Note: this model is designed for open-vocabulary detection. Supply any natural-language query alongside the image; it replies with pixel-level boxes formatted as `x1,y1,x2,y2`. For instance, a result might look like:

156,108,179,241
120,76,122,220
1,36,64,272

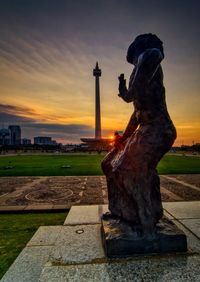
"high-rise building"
0,128,10,145
8,125,21,145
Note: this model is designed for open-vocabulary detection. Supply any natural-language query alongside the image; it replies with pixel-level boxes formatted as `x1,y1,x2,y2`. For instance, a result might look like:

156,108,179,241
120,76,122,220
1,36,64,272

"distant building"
0,128,10,145
22,138,32,145
8,125,21,145
0,125,21,146
34,136,58,145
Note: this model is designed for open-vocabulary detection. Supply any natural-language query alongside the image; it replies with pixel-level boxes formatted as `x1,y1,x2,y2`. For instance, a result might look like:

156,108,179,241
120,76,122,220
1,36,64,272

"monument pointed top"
95,61,99,69
93,61,101,77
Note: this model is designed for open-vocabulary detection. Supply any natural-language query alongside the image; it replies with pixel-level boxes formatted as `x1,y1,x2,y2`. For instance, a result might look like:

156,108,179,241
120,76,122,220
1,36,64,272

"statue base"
101,217,187,258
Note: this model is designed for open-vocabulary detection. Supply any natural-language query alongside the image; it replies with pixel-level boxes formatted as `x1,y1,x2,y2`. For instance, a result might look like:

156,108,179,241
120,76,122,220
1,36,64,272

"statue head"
127,33,164,65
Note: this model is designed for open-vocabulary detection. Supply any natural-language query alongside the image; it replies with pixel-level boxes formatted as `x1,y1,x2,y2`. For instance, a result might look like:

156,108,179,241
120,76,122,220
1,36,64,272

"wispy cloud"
0,0,199,145
0,103,94,143
0,104,37,117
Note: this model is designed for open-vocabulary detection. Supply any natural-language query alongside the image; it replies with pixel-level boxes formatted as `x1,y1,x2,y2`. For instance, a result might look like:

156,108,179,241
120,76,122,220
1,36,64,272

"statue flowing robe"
102,48,176,234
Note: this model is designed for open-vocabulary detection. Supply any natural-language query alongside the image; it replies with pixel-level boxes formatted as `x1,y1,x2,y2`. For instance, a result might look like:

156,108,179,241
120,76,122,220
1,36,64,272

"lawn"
158,154,200,174
0,154,200,176
0,213,67,279
0,154,104,176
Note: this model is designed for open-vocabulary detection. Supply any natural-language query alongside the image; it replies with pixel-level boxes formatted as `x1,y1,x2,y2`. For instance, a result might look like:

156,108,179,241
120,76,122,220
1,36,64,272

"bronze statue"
102,33,177,235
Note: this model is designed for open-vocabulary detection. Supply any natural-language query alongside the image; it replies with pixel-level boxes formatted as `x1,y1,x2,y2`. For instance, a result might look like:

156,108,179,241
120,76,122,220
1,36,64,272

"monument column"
93,62,102,139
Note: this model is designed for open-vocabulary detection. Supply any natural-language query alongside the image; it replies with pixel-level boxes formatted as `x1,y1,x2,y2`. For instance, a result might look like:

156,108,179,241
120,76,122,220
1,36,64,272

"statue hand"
118,73,126,85
118,73,126,96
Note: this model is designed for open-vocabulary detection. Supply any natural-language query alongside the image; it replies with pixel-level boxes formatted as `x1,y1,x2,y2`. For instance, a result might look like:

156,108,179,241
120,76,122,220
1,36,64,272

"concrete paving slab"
39,255,200,282
163,210,174,219
163,201,200,219
180,219,200,238
27,226,62,247
172,219,200,253
1,246,52,282
64,204,175,225
50,224,105,264
64,204,108,225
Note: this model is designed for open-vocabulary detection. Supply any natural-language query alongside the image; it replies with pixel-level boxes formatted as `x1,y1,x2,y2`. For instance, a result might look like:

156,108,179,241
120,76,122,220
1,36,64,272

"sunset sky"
0,0,199,145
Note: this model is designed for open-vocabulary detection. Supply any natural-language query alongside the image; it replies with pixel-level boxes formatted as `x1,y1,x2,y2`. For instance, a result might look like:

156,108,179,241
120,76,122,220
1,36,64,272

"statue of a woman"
102,34,176,234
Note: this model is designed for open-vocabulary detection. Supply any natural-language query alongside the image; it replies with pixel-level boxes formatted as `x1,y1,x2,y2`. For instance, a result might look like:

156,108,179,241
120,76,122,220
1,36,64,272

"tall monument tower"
93,62,102,139
81,63,111,150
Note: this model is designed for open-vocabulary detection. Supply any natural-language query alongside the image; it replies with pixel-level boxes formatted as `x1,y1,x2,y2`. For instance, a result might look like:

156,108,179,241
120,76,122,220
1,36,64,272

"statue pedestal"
101,217,187,258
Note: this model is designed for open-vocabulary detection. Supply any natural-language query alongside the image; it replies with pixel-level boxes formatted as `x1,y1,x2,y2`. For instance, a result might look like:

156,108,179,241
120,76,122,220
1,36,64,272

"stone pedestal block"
101,217,187,258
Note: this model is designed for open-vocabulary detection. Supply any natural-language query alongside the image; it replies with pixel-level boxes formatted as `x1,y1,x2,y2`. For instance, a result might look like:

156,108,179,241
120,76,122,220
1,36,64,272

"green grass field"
0,213,67,279
0,154,200,176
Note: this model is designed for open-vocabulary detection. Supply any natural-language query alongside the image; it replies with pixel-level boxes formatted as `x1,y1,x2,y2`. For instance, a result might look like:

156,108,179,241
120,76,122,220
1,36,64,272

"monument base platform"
101,217,187,258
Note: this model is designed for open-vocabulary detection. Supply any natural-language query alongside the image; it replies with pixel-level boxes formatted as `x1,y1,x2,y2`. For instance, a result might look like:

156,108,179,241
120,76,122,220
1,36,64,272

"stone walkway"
0,175,200,212
1,202,200,281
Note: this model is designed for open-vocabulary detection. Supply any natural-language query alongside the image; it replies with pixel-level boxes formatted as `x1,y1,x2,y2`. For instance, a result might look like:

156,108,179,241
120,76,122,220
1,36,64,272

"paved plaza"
2,202,200,281
1,174,200,281
0,175,200,212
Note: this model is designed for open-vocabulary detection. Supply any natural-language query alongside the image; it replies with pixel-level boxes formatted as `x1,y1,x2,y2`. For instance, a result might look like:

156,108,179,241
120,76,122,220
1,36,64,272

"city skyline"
0,0,199,145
